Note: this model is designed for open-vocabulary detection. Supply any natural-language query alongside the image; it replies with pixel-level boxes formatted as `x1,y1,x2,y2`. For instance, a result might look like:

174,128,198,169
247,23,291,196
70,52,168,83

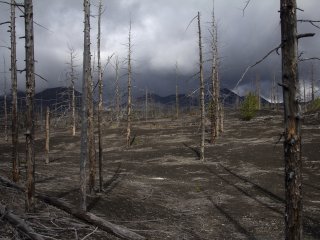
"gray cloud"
0,0,320,100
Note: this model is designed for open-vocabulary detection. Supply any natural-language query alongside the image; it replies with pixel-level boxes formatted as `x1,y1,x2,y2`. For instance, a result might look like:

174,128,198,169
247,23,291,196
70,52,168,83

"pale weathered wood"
97,0,103,192
24,0,36,212
11,0,19,183
197,12,205,161
126,21,132,147
80,0,90,211
45,106,50,164
0,203,44,240
280,0,302,238
0,176,145,240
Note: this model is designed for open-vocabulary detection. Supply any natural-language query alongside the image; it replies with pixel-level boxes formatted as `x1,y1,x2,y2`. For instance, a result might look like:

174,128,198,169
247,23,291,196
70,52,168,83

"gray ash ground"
0,109,319,239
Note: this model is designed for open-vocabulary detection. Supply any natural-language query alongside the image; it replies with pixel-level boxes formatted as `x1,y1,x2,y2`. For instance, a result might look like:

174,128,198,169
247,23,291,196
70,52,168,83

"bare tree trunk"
197,12,205,161
80,0,91,211
256,74,261,110
24,0,36,212
145,87,148,122
303,77,306,112
175,61,179,119
126,21,132,148
97,0,103,192
280,0,302,238
68,48,76,136
11,0,19,183
45,107,50,164
4,74,8,142
311,63,314,102
87,1,96,194
114,56,120,124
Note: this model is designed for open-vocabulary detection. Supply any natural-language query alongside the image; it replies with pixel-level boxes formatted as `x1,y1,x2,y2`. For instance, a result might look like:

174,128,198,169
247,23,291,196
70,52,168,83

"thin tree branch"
297,33,315,39
234,42,283,90
242,0,251,16
297,19,320,30
0,21,11,25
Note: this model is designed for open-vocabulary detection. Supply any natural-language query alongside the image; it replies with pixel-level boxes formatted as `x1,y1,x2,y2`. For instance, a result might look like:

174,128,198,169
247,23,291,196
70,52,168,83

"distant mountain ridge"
0,87,271,113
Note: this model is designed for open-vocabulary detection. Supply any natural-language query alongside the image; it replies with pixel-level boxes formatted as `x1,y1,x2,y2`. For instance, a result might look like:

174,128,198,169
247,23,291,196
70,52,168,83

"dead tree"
210,4,219,143
145,87,148,122
3,58,8,142
24,0,36,212
126,21,132,147
175,61,179,119
114,55,120,124
280,0,302,238
255,74,261,110
80,0,91,211
11,0,19,182
87,2,96,194
45,106,50,164
197,12,205,161
97,0,103,192
67,47,77,136
310,62,315,102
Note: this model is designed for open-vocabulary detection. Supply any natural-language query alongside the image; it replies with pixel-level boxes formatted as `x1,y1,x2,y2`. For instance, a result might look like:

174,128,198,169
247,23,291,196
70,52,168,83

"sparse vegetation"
240,92,259,121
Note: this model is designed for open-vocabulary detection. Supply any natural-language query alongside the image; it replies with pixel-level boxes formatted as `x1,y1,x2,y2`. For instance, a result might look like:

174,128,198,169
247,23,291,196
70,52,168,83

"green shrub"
308,98,320,112
240,92,259,121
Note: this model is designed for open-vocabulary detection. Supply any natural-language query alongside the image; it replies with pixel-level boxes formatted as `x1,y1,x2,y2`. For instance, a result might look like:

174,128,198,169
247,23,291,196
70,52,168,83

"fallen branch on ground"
0,176,145,240
0,203,44,240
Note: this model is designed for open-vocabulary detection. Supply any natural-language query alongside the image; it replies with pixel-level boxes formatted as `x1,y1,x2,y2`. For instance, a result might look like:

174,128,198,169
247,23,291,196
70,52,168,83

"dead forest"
0,0,320,239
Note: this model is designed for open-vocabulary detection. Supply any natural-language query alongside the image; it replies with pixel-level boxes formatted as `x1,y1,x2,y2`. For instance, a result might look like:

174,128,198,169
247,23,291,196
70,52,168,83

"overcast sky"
0,0,320,99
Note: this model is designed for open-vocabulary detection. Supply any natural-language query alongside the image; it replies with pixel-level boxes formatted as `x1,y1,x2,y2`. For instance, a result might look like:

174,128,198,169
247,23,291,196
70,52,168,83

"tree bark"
126,21,132,148
45,106,50,164
0,203,44,240
175,62,179,119
114,56,120,124
11,0,19,183
280,0,302,239
97,0,103,192
24,0,36,212
197,12,205,161
80,0,91,211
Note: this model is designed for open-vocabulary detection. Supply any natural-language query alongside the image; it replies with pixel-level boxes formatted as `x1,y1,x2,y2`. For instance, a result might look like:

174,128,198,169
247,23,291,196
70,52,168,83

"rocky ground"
0,109,319,239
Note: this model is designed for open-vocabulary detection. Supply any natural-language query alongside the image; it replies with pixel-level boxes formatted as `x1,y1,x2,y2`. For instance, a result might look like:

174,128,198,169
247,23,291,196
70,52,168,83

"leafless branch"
242,0,251,16
185,15,198,32
297,33,315,39
234,42,282,90
35,73,48,82
299,57,320,62
297,19,320,29
0,45,10,50
0,21,11,25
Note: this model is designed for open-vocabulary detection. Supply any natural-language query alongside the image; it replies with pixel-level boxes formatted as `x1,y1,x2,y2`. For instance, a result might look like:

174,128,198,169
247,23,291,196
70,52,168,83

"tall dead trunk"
126,21,132,148
303,77,306,112
45,106,50,164
256,74,261,110
114,56,120,124
145,87,148,122
97,0,103,192
11,0,19,183
175,61,179,119
80,0,91,211
210,3,220,143
69,48,76,136
4,60,8,142
24,0,36,212
280,0,302,238
311,63,314,102
87,1,96,194
197,12,205,161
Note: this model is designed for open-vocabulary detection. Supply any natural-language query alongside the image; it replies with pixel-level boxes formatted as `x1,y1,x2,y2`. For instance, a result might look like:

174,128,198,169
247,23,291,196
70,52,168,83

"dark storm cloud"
0,0,320,99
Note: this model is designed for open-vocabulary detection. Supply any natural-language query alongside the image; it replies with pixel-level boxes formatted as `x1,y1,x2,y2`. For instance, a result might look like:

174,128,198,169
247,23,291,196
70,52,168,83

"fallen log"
0,203,44,240
0,176,145,240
